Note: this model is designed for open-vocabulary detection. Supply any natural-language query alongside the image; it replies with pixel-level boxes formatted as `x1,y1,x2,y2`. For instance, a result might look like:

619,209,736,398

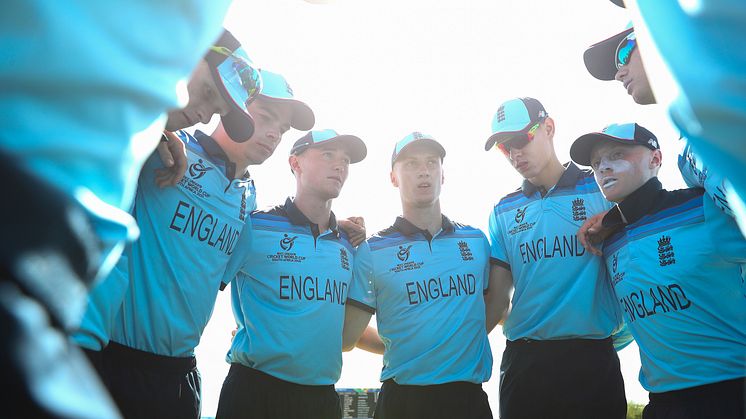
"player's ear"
650,149,663,169
289,155,301,175
390,170,399,188
543,117,555,138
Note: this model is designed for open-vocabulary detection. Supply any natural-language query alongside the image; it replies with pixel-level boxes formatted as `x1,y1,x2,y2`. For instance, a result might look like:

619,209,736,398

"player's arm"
355,326,384,355
485,264,513,333
342,304,374,352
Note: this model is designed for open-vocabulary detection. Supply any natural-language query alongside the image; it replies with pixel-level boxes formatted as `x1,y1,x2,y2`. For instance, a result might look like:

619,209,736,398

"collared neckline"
393,214,455,241
193,130,250,180
602,177,663,228
283,197,339,238
521,162,584,197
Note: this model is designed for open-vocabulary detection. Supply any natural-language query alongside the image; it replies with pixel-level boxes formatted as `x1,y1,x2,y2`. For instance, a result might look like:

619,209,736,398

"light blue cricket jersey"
348,216,493,386
95,131,254,357
488,163,627,343
628,0,746,236
227,198,354,385
678,140,732,217
603,178,746,393
0,1,230,282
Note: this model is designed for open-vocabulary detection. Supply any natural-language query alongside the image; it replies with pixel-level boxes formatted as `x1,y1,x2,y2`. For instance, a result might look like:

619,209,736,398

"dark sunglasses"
615,32,637,69
496,122,542,156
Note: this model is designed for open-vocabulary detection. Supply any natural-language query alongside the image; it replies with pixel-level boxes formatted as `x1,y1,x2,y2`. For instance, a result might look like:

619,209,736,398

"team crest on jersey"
458,241,474,261
340,248,350,271
189,159,214,180
390,244,424,273
611,252,625,285
268,233,306,263
515,207,527,223
508,206,535,235
657,235,675,266
280,234,297,251
397,244,412,262
572,198,587,221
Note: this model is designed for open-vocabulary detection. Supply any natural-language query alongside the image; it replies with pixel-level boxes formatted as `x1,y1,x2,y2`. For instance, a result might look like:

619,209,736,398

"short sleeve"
347,241,376,313
488,206,510,270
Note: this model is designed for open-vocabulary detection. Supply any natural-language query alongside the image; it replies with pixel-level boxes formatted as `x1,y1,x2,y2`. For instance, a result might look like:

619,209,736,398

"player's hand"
577,210,610,256
155,131,187,188
339,216,366,247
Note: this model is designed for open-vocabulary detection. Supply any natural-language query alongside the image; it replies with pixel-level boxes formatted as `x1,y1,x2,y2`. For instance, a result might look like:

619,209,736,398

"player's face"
241,98,292,165
296,146,351,200
590,142,658,203
166,60,230,131
614,48,655,105
391,145,444,208
503,120,554,180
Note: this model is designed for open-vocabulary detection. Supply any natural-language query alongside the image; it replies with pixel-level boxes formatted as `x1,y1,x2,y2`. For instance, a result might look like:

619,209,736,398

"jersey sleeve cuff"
490,257,511,271
347,298,375,314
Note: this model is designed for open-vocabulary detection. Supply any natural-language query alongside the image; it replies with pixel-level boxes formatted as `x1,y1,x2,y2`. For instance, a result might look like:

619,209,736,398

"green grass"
627,401,645,419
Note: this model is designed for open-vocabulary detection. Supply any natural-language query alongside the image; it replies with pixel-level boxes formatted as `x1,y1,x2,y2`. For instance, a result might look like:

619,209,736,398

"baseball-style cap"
484,97,548,151
290,129,367,163
257,69,315,131
584,24,634,81
205,29,262,142
610,0,625,7
570,122,660,166
391,132,446,167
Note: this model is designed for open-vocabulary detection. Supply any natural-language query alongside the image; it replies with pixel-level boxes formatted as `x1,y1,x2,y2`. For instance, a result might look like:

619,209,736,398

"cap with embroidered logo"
570,122,660,166
290,129,367,164
484,97,548,151
391,132,446,167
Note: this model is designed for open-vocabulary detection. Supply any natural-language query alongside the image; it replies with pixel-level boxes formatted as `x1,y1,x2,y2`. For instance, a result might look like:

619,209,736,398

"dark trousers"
102,342,201,419
643,377,745,419
499,337,627,419
374,379,493,419
216,363,341,419
0,154,120,419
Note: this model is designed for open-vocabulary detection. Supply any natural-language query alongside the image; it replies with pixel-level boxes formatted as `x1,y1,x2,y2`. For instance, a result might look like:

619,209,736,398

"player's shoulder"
250,203,288,220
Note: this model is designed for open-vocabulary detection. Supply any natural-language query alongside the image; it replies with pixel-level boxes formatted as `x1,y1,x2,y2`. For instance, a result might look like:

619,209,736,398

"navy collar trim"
521,162,583,197
283,197,339,238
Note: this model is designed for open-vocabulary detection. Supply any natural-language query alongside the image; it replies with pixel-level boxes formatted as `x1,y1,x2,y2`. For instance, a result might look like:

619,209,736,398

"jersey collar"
194,130,251,180
393,214,455,240
602,177,663,228
521,162,583,197
283,197,340,238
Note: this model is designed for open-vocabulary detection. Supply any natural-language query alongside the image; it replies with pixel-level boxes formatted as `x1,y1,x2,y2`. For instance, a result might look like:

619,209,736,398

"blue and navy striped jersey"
678,140,732,217
348,216,492,385
75,131,255,354
227,198,354,385
603,178,746,392
488,163,628,344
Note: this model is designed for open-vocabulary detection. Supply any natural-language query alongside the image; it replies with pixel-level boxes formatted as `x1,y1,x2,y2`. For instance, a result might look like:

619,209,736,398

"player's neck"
527,156,564,194
402,201,442,236
294,191,333,232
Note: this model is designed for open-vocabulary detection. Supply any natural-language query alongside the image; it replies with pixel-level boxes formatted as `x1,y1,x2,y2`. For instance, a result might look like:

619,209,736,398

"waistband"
506,336,612,348
382,379,483,392
104,341,196,373
649,377,746,403
229,363,335,393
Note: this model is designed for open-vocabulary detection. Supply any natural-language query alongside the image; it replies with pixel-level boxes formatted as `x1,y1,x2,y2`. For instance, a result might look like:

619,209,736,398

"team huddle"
70,22,744,419
2,1,744,419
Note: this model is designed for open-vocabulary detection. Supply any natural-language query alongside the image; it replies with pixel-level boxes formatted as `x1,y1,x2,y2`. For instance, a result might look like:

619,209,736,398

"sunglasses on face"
615,32,637,69
496,122,541,156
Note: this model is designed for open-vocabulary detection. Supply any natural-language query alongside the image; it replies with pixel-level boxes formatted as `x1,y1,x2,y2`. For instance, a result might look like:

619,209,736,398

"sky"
193,0,688,415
